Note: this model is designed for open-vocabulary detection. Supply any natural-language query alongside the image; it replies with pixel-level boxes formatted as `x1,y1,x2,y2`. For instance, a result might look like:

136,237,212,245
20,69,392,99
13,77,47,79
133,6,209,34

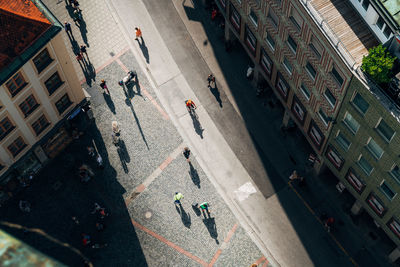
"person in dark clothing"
183,147,191,163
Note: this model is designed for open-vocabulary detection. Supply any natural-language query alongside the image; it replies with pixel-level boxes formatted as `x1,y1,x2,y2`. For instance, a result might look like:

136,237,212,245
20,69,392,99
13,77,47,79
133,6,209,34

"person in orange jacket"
135,27,142,41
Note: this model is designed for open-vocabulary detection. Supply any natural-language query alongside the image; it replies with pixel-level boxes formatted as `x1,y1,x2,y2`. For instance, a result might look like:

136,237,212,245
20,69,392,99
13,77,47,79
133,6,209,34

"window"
268,8,278,28
390,165,400,183
383,26,392,38
335,131,351,151
309,36,323,59
287,35,297,54
331,66,344,87
352,93,369,115
318,108,329,126
265,31,275,51
0,117,15,141
324,89,336,108
300,83,310,100
289,8,302,31
7,136,27,157
237,0,241,3
343,112,360,134
32,115,50,136
358,155,373,175
380,181,396,200
376,16,384,30
249,9,258,27
19,95,39,117
283,57,292,75
45,72,63,95
362,0,369,10
33,48,53,73
305,62,316,80
5,72,27,97
55,94,72,114
376,119,395,142
366,138,384,160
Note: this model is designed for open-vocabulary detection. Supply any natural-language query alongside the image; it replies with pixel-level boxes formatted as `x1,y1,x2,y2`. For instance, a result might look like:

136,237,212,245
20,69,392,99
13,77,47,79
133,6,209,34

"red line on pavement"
262,258,269,267
159,156,173,170
208,223,238,266
131,219,208,266
254,256,266,265
116,58,129,73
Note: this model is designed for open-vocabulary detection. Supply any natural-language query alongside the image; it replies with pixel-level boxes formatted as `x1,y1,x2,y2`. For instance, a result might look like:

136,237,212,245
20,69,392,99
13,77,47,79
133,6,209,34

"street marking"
116,59,169,120
125,143,186,206
208,223,238,267
80,46,130,84
254,256,267,265
288,181,357,266
130,219,208,267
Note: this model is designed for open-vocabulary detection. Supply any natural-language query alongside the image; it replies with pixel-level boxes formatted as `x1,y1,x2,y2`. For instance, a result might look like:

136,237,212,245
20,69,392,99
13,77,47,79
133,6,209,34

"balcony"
299,0,379,69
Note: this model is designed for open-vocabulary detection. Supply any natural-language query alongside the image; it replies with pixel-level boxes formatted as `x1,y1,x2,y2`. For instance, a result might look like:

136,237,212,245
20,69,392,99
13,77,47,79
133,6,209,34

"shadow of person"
189,162,200,188
103,92,116,114
175,204,191,228
210,85,222,107
191,115,204,138
138,39,150,63
191,203,201,217
118,139,130,163
78,19,89,47
133,77,145,99
202,217,219,244
83,60,96,83
117,142,129,173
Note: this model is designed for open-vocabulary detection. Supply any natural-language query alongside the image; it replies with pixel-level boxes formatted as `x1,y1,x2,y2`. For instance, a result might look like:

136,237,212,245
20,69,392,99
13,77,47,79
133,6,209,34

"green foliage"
362,44,396,84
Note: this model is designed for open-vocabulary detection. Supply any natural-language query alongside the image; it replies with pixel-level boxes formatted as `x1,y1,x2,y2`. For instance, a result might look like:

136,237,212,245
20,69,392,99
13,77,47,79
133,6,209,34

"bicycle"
186,100,198,119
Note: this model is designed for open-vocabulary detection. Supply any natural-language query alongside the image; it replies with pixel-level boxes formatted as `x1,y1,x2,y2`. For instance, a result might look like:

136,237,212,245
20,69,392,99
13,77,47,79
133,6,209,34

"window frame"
31,114,50,136
289,8,303,32
33,48,53,74
343,112,360,134
376,16,385,30
5,72,28,97
324,88,336,108
19,95,40,118
249,9,258,28
375,119,395,143
267,8,279,29
265,30,275,51
305,62,317,81
7,136,27,158
300,83,311,101
287,35,297,54
55,94,73,115
390,165,400,184
318,108,329,126
283,57,293,75
362,0,369,10
331,66,344,87
366,138,384,160
309,36,323,60
0,117,15,141
383,25,392,38
45,72,64,95
380,180,396,201
335,131,351,151
351,92,369,116
357,155,374,176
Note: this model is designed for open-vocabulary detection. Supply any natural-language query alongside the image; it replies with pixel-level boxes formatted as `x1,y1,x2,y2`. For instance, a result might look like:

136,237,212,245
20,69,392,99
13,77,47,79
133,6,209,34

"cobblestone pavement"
0,1,272,266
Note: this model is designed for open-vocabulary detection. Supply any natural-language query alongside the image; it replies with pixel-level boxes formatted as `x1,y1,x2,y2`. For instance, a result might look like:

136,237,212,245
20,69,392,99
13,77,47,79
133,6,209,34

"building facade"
0,1,86,193
216,0,400,261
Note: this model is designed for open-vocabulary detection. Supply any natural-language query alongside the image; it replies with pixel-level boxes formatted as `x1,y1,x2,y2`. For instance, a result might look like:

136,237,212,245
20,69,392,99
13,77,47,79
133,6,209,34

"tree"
362,44,395,85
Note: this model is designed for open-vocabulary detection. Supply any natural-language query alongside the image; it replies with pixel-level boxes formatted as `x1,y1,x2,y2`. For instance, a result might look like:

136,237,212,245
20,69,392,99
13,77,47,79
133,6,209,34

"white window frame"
265,30,275,51
300,83,310,101
351,92,369,116
380,180,396,201
390,165,400,184
318,108,329,126
305,62,317,81
335,131,351,151
249,9,258,28
324,88,336,108
343,112,360,134
283,57,292,75
375,118,395,143
357,155,374,176
366,137,384,160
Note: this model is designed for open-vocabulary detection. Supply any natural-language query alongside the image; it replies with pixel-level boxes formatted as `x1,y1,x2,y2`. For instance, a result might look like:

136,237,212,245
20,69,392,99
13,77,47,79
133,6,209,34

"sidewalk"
106,0,393,266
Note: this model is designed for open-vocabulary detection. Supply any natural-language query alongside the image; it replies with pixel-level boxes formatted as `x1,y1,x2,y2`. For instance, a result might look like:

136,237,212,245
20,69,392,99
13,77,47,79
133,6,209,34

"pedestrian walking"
76,53,83,64
100,79,110,94
207,74,216,87
64,21,73,38
87,146,95,157
73,9,82,25
289,170,302,181
95,222,104,232
81,233,91,246
135,27,142,41
174,192,184,205
72,216,80,225
199,202,210,214
183,147,191,163
80,45,88,58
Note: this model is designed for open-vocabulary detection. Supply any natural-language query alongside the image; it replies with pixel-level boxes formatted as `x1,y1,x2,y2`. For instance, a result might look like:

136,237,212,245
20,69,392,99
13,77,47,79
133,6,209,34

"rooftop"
0,0,62,85
310,0,379,66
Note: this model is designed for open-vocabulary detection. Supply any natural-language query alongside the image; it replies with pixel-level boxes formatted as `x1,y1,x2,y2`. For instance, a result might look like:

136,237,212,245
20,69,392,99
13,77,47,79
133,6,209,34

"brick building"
215,0,400,261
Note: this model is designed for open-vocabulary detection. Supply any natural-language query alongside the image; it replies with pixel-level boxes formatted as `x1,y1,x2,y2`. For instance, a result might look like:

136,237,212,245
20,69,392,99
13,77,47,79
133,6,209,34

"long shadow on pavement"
0,121,148,266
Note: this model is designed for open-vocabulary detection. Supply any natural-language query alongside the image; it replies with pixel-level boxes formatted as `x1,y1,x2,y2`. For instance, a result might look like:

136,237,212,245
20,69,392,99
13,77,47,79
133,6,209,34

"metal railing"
298,0,357,70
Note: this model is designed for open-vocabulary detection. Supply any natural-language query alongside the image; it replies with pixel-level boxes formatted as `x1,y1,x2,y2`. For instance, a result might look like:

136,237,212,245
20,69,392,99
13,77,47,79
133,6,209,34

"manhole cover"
145,211,152,219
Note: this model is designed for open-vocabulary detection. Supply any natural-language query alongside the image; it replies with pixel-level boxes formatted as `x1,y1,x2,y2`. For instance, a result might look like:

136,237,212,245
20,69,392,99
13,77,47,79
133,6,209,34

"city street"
0,0,396,266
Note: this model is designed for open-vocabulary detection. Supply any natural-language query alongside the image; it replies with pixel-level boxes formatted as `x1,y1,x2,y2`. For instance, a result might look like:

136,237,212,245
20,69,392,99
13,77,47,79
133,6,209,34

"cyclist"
186,99,197,112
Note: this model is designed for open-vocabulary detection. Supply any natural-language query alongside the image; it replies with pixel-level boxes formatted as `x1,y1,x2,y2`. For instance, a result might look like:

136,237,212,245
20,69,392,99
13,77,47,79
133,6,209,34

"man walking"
80,45,88,59
182,147,191,163
174,192,184,205
64,21,73,38
199,202,210,218
135,27,143,41
207,74,216,88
